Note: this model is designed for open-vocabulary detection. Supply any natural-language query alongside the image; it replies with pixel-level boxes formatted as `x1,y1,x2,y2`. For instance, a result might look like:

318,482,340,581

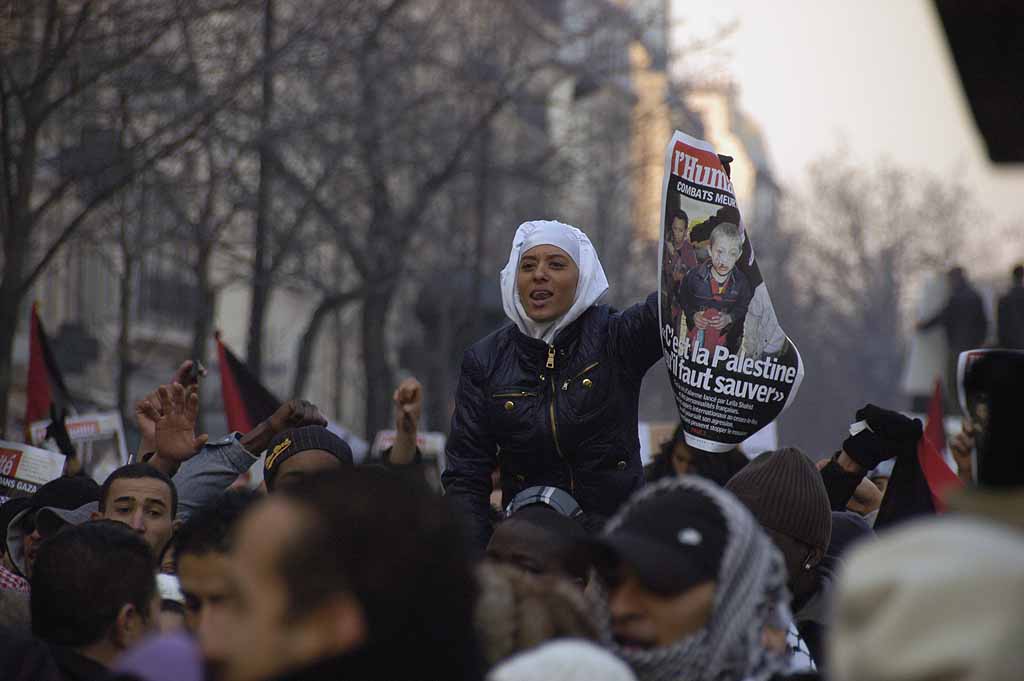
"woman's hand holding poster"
659,131,803,452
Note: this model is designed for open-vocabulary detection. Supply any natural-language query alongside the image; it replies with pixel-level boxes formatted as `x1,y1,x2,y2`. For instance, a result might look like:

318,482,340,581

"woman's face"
517,245,579,323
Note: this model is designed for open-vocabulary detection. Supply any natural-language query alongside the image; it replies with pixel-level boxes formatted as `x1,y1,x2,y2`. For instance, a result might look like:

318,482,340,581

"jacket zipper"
546,345,575,494
562,361,600,391
491,391,538,398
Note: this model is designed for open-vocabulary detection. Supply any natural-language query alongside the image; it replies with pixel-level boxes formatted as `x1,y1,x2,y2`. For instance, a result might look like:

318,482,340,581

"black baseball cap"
30,476,100,511
587,486,728,595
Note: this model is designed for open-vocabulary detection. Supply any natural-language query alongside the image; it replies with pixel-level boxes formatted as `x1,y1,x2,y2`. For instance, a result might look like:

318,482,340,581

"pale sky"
671,0,1024,276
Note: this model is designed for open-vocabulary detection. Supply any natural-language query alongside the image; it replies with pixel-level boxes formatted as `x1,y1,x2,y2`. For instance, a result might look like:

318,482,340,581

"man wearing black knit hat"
264,426,354,491
726,446,832,668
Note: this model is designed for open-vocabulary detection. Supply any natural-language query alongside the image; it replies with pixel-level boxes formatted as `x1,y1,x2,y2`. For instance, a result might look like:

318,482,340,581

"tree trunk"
0,285,21,439
292,289,365,398
117,254,134,423
0,114,40,437
245,0,276,378
0,204,31,437
361,287,395,440
191,247,215,368
332,306,345,421
191,247,216,433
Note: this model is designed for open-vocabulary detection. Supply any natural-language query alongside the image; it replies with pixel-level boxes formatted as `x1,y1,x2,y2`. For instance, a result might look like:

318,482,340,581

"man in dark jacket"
918,267,987,411
725,448,833,669
207,468,483,681
31,521,158,681
997,264,1024,349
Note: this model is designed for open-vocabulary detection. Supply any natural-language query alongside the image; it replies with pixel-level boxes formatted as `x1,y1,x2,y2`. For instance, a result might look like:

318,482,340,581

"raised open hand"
134,388,162,445
138,383,209,464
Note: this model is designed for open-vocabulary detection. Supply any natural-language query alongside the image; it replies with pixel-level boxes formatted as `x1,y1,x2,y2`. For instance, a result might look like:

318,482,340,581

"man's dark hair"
173,490,258,569
1013,264,1023,283
100,464,178,518
278,468,483,680
31,520,155,647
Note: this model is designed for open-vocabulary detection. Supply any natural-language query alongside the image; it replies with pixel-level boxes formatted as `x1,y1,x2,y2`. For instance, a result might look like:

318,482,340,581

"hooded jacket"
442,292,661,549
442,221,662,549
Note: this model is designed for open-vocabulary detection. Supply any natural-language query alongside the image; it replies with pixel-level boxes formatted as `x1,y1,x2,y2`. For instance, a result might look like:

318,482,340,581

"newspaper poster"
659,131,803,452
0,440,66,499
29,411,129,485
956,348,1024,420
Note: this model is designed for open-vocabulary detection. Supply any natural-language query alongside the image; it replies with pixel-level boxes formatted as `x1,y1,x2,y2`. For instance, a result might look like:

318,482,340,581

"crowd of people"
1,220,1022,681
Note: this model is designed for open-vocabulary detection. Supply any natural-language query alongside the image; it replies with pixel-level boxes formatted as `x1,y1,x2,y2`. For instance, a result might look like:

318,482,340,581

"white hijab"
499,220,609,344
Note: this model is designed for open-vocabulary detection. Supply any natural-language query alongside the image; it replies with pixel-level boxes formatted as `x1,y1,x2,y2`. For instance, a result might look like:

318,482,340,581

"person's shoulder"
732,267,753,289
467,322,515,352
463,323,517,370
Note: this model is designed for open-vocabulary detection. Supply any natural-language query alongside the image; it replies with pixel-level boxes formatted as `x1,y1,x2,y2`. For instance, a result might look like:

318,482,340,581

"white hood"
499,220,609,344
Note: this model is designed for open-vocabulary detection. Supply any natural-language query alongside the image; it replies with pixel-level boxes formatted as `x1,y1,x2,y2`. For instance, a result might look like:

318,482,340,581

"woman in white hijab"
442,220,663,549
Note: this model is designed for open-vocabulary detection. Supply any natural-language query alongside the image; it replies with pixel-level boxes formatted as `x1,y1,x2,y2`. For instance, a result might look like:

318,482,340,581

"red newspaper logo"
0,448,23,478
67,421,100,438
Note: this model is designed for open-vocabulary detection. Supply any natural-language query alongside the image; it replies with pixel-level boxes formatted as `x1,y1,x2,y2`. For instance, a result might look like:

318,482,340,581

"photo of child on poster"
659,131,803,452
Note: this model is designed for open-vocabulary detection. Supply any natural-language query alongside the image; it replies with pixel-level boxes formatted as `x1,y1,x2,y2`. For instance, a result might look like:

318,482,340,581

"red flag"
216,332,280,434
918,380,963,511
25,302,73,434
25,303,53,428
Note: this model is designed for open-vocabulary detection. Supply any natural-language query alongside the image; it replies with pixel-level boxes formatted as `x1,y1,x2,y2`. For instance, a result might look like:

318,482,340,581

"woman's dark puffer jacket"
442,292,662,549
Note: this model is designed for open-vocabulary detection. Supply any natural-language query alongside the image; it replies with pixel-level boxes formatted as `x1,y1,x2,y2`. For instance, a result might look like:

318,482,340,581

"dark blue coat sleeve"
609,292,663,379
441,348,498,552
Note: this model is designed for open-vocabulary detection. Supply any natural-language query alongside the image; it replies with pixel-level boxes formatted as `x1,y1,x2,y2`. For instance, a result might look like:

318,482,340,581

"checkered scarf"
589,477,790,681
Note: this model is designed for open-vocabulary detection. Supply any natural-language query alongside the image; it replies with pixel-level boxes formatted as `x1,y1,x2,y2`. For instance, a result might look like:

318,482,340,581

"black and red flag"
875,381,964,529
25,302,74,431
917,380,963,512
215,332,280,433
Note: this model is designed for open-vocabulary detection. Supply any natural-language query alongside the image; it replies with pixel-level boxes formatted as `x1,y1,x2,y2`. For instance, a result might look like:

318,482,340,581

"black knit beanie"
264,425,353,490
725,447,831,554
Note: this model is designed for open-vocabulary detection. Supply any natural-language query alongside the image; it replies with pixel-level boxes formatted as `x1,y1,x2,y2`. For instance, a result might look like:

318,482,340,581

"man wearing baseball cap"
586,477,789,681
5,476,100,581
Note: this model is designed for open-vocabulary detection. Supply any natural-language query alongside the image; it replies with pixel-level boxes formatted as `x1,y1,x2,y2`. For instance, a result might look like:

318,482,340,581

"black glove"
842,404,922,470
45,404,76,459
841,429,888,471
856,404,923,446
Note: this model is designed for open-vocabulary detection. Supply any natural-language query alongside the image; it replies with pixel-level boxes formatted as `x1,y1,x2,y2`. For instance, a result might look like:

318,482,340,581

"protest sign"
659,130,803,452
0,440,66,498
29,411,129,484
956,348,1024,419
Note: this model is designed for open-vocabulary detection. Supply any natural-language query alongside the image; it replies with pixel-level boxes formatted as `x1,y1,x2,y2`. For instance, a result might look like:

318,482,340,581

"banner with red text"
0,440,66,498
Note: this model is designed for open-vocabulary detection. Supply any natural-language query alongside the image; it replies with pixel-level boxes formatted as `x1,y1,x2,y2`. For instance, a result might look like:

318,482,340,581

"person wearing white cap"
442,220,662,549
